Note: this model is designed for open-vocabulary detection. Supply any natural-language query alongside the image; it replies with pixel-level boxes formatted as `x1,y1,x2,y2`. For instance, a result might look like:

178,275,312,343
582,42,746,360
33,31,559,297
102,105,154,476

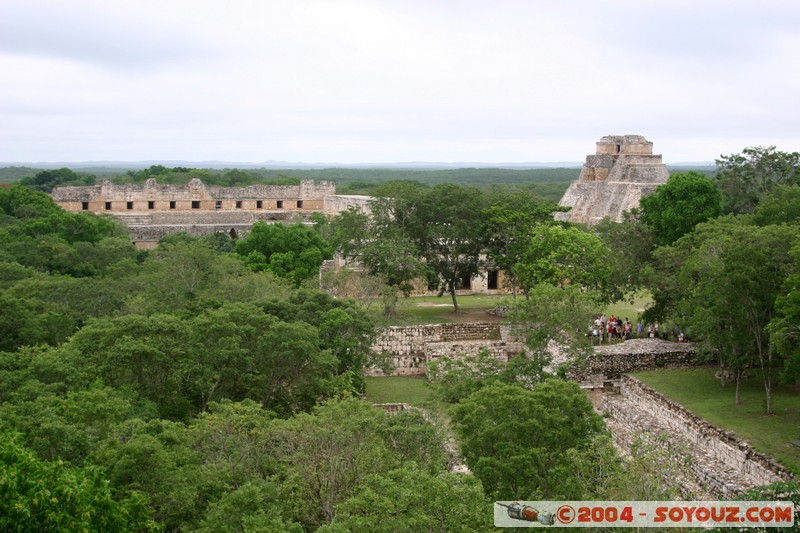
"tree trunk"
734,370,742,405
449,280,460,314
755,329,773,415
382,286,399,318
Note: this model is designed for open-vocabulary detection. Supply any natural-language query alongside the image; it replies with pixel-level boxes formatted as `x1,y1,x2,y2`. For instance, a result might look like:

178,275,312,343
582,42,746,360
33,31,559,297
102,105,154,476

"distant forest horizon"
0,163,716,203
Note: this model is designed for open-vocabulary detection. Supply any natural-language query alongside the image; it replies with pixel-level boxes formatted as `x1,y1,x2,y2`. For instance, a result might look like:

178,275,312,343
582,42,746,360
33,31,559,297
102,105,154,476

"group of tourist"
588,315,686,344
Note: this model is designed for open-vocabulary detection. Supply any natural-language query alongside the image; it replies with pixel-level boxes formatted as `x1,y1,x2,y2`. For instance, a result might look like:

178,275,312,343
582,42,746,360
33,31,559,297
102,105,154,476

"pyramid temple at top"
555,135,669,224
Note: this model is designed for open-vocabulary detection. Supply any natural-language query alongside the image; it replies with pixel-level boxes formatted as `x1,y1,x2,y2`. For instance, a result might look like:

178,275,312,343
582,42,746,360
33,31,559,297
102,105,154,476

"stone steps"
603,392,759,498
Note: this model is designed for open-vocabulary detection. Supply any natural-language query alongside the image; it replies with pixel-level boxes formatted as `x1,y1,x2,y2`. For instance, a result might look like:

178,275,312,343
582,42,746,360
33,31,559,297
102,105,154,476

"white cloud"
1,0,799,163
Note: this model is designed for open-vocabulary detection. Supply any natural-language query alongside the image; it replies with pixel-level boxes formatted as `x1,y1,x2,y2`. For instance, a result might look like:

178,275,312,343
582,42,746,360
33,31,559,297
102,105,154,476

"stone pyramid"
556,135,669,224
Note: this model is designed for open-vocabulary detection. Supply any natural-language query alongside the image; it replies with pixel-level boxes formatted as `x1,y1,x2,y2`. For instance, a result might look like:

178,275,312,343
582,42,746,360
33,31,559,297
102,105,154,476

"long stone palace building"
51,178,371,249
50,134,669,290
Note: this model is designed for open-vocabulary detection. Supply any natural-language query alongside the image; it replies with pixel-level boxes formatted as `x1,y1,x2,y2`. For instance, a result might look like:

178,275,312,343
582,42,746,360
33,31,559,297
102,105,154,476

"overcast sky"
2,0,799,164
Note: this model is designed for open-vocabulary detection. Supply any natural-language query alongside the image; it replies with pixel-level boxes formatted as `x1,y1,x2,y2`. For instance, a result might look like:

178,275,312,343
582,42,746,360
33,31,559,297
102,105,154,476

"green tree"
509,283,598,372
0,384,145,464
753,185,800,226
595,209,656,298
428,349,506,403
67,314,197,419
452,380,605,500
516,224,610,296
330,202,428,317
272,399,397,530
195,480,302,533
235,221,333,286
651,217,799,411
481,187,562,297
90,419,203,530
321,462,490,533
18,167,96,192
715,146,800,214
769,237,800,384
129,239,246,313
639,171,723,246
0,429,155,532
407,184,486,313
255,320,338,415
0,184,64,219
0,292,77,351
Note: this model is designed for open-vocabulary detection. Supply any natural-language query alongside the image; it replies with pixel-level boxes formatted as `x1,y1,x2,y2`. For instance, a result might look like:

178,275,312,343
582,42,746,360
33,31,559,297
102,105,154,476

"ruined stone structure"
603,376,794,498
51,178,370,249
568,338,696,389
323,194,372,216
556,135,670,224
369,328,795,496
367,323,525,376
370,328,697,383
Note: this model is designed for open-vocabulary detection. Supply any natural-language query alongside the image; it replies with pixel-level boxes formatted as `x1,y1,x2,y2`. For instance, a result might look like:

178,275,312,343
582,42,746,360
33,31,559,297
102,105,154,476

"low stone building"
51,178,370,249
556,135,670,224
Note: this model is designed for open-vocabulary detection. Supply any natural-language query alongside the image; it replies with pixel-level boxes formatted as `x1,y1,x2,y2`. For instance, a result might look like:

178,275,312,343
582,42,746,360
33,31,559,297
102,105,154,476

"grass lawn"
364,376,435,406
632,368,800,475
604,292,652,322
364,291,653,327
380,293,511,325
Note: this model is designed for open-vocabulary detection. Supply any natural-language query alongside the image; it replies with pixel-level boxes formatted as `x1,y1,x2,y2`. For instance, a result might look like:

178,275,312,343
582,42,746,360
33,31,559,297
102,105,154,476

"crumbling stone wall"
367,323,524,376
568,338,696,388
323,195,372,216
603,375,794,498
556,135,670,224
370,332,698,381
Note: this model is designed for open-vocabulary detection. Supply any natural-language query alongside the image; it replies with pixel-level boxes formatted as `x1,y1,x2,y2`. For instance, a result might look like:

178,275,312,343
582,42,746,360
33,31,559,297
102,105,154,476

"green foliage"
59,298,368,419
321,462,490,533
235,221,333,286
716,146,800,215
0,429,155,532
605,433,688,500
195,480,303,533
769,238,800,384
595,210,656,299
90,419,204,530
0,292,77,351
452,380,605,500
0,384,146,464
0,166,41,183
753,185,800,226
647,217,800,411
129,239,247,313
639,171,723,246
516,224,611,297
239,167,576,201
428,349,506,403
410,183,487,311
335,182,487,313
0,186,126,278
0,185,64,219
511,283,598,360
482,187,564,295
716,481,800,533
18,167,96,192
272,399,399,529
330,203,428,316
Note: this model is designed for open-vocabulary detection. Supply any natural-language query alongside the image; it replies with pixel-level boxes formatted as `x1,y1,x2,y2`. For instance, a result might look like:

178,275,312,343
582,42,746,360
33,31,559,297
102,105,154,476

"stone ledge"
603,375,794,498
